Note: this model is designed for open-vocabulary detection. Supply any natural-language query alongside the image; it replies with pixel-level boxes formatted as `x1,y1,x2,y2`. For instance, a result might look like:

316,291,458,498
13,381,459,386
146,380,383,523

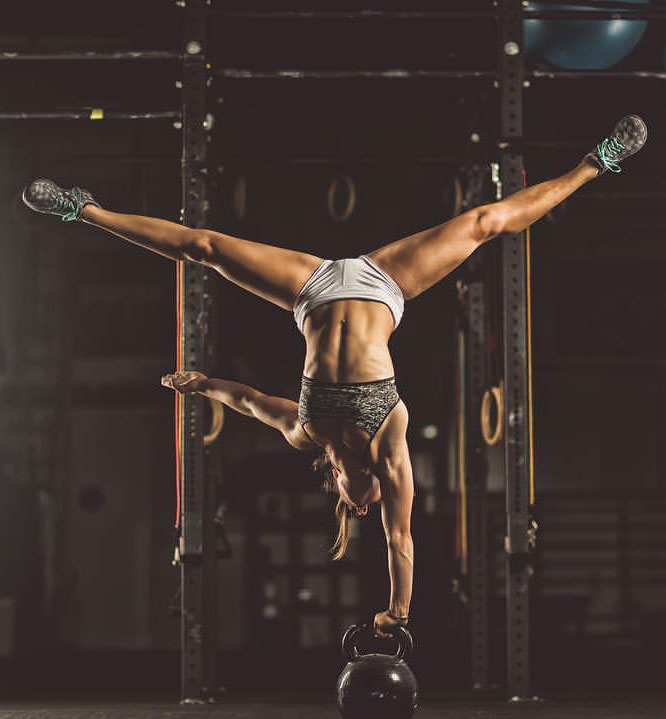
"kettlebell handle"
341,623,414,661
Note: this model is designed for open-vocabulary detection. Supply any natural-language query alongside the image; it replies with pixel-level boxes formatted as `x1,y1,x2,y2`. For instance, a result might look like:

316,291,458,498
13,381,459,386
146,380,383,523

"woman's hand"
373,610,407,640
161,370,207,394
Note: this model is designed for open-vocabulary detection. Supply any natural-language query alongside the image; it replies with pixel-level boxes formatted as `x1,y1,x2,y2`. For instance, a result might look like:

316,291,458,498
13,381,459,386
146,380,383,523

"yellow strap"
89,108,104,120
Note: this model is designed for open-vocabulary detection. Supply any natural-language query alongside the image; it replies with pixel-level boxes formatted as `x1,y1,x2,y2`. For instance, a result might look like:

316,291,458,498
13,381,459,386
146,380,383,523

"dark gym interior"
2,1,666,717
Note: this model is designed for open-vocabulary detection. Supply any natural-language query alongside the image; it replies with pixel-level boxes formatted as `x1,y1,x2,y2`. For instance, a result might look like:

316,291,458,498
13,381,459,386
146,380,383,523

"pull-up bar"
216,69,495,80
210,10,494,20
214,69,666,81
0,51,182,61
0,110,180,120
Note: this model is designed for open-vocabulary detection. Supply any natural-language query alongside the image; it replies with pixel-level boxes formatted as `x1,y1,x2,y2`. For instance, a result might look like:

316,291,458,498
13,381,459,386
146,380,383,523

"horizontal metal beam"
524,8,666,20
216,69,495,80
211,10,494,20
531,69,666,80
212,3,666,21
0,50,182,61
562,0,666,9
216,68,666,82
0,110,180,120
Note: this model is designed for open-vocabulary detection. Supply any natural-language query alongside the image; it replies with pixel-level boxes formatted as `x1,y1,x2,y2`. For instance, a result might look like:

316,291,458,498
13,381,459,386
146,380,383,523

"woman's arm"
379,458,414,629
371,402,415,637
162,371,314,450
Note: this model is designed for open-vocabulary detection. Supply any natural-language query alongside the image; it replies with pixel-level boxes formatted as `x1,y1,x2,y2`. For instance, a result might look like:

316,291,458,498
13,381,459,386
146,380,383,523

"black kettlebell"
336,623,418,719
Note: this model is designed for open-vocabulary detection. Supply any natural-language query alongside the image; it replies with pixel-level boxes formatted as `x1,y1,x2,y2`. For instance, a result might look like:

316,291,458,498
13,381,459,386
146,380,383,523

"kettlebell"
336,623,418,719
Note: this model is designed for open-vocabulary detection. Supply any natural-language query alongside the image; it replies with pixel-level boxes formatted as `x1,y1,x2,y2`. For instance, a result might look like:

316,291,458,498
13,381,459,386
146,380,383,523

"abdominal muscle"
302,299,395,383
301,299,396,456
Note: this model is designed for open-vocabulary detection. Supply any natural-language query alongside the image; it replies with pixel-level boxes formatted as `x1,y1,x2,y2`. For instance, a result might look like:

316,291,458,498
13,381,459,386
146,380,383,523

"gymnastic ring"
327,173,356,223
204,398,225,446
481,382,504,447
450,176,463,217
233,175,247,220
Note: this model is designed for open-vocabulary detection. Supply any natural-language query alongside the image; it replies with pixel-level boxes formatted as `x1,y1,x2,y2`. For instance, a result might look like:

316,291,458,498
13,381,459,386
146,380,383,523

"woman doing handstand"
22,114,647,637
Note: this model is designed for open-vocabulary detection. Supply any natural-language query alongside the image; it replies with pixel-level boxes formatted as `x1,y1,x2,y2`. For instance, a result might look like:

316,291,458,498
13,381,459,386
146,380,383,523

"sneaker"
22,178,100,222
584,114,647,174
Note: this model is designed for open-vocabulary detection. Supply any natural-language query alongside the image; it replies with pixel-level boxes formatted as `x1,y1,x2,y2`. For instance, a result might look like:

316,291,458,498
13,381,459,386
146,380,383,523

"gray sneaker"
22,178,100,222
584,115,647,174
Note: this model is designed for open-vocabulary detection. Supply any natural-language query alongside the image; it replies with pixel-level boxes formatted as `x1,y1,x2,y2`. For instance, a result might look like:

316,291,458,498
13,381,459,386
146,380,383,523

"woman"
22,115,646,638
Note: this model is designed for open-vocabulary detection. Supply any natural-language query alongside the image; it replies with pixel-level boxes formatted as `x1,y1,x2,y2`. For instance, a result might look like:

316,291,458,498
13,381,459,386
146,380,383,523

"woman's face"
332,465,381,516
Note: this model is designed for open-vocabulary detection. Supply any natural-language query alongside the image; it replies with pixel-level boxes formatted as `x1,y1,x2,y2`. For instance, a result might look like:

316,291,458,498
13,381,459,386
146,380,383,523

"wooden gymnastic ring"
204,398,225,446
481,382,504,447
327,173,356,223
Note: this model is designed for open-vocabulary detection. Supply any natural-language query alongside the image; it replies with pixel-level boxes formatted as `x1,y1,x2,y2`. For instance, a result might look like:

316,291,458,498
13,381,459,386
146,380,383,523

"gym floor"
0,695,664,719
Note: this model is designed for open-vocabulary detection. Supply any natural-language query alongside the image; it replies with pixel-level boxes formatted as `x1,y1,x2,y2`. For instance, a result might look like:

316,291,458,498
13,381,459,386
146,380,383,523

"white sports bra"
292,255,405,335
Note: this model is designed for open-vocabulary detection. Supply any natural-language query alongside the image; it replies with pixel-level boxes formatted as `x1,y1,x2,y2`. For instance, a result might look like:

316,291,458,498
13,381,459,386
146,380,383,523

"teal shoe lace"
54,193,80,222
596,135,625,174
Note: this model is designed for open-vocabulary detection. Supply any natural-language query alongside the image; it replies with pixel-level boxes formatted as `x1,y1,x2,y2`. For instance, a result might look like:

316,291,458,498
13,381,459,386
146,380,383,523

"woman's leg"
367,160,598,300
81,205,323,311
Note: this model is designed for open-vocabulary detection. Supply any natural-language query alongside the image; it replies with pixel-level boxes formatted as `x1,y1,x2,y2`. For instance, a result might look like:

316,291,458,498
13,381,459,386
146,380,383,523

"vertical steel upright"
180,0,218,702
498,0,533,700
464,258,490,691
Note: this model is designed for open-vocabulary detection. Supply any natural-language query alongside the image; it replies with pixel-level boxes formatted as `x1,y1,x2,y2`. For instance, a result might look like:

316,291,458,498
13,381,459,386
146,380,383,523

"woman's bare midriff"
302,299,395,383
301,299,396,458
300,300,399,462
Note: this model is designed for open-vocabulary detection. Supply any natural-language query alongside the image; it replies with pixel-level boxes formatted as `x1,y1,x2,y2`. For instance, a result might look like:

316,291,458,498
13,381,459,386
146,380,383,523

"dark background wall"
2,0,666,696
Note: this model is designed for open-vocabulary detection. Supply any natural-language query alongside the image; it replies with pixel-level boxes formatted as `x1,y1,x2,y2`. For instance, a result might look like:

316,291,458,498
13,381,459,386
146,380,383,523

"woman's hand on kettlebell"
374,610,406,640
161,370,208,394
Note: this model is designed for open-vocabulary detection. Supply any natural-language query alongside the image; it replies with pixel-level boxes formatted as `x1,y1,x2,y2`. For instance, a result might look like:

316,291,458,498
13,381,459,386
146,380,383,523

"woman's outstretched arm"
162,370,315,450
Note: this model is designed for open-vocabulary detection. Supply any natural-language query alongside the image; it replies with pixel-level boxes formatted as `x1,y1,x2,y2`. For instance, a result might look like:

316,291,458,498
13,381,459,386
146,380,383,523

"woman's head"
314,451,381,560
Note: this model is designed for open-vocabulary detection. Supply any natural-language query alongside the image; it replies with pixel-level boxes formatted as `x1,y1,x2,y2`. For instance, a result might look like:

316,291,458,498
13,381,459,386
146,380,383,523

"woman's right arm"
161,371,314,450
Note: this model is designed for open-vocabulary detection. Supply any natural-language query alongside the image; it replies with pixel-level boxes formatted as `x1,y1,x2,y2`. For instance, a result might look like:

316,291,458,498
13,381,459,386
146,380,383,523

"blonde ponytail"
314,451,352,561
331,496,350,561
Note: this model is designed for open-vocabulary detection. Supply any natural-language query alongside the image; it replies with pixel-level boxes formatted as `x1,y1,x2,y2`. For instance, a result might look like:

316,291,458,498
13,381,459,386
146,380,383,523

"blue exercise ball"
524,0,649,70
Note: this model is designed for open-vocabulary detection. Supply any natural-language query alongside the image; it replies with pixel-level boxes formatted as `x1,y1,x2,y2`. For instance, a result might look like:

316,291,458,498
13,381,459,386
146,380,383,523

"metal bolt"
493,79,500,89
504,41,520,56
175,0,185,6
173,120,183,130
470,132,481,144
175,80,183,89
186,40,202,55
203,113,214,131
523,79,531,88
